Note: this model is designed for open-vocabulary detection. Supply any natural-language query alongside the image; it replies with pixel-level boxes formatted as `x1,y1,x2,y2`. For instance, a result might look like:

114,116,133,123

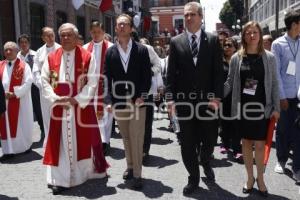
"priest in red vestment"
0,41,34,162
41,23,109,195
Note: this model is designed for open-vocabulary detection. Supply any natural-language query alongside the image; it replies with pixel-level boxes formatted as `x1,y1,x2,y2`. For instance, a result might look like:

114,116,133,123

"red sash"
43,46,109,173
0,59,25,140
87,40,108,116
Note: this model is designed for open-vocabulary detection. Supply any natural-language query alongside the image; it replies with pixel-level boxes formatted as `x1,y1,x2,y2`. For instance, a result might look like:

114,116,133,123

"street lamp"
232,19,241,35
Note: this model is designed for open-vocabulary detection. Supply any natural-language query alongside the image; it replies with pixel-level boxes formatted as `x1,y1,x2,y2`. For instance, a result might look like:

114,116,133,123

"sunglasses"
224,43,233,48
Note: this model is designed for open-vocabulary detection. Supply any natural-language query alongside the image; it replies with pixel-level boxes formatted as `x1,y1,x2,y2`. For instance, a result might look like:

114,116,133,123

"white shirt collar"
6,58,17,66
93,40,103,46
63,48,76,55
46,44,55,50
116,39,133,54
186,29,201,42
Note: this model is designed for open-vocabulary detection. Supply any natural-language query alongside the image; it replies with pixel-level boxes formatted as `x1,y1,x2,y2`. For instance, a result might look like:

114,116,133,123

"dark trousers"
143,96,154,154
220,119,241,154
219,95,241,154
111,118,116,134
276,98,300,172
178,108,218,184
31,85,44,134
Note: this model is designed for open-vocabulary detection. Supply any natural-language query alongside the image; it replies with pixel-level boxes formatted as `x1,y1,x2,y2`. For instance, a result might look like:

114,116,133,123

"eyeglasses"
245,31,259,36
224,44,233,48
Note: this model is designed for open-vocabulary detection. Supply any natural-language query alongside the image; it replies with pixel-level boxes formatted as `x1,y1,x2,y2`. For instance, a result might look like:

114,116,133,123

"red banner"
99,0,112,12
143,16,151,32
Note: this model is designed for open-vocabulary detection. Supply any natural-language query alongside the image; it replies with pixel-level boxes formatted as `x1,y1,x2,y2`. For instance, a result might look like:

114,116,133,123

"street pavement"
0,111,299,200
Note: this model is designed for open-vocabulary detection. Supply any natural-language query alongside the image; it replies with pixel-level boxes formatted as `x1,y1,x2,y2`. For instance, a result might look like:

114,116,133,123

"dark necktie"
8,61,12,67
191,34,198,58
26,55,33,69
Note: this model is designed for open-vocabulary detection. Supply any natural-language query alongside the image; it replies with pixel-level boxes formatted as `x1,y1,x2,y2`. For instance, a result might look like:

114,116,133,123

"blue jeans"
276,98,300,173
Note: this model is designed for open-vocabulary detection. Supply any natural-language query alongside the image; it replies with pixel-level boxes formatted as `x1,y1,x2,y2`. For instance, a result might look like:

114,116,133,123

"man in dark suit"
0,81,5,115
104,14,152,190
166,2,223,195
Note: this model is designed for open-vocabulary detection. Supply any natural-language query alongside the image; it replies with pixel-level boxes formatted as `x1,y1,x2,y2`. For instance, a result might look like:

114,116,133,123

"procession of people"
0,1,300,197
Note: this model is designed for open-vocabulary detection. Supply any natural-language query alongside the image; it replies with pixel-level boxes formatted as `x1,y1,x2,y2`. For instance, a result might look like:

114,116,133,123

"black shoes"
52,186,67,195
123,168,133,180
242,177,255,194
202,163,215,181
0,154,14,162
24,148,32,154
256,178,268,197
131,177,143,190
183,183,198,195
142,153,149,165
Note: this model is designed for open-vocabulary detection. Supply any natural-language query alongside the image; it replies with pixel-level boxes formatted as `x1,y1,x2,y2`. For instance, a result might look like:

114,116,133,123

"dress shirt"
116,39,132,73
93,41,103,74
186,29,201,65
272,33,300,99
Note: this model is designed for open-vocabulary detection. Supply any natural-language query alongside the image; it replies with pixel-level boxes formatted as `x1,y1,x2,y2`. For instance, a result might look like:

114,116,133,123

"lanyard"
285,37,299,61
120,53,131,67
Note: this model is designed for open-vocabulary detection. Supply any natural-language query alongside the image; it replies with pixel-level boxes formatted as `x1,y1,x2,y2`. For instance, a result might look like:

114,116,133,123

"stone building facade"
0,0,115,55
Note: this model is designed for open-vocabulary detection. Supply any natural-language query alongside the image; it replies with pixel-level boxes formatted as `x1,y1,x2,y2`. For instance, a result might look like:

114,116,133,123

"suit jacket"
166,30,223,106
104,41,152,109
0,81,5,114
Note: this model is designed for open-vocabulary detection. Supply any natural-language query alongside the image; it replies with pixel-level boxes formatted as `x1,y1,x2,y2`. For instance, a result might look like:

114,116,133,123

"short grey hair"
58,23,79,36
4,41,19,51
184,2,203,16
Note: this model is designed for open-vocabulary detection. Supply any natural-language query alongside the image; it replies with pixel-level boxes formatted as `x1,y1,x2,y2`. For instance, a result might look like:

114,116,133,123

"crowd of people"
0,1,300,197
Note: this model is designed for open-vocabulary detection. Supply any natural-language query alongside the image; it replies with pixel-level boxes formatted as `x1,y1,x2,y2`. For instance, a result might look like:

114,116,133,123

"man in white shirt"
83,21,113,155
33,27,60,143
104,14,152,189
0,41,34,161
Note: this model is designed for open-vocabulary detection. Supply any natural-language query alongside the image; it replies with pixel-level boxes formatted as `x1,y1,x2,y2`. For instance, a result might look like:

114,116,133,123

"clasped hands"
5,92,16,99
55,96,78,109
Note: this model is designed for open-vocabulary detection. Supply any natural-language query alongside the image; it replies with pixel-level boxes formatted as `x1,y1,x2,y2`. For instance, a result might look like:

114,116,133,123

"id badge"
243,78,258,95
286,61,296,76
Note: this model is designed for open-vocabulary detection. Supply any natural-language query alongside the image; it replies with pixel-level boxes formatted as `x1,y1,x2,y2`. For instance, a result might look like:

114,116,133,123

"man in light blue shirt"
271,10,300,184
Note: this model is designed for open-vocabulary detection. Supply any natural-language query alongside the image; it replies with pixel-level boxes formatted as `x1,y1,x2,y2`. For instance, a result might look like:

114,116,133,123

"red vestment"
43,46,109,173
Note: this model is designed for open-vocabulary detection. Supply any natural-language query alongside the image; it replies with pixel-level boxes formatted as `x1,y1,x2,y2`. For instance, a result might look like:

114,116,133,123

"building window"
152,21,159,36
258,6,264,21
152,0,159,7
77,16,85,41
0,0,15,59
263,1,269,19
270,0,275,15
173,0,185,6
283,0,287,9
173,16,184,35
30,3,45,50
279,0,284,10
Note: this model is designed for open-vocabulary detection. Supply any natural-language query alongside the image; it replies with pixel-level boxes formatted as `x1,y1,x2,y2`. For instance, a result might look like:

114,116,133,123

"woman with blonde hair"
224,21,280,197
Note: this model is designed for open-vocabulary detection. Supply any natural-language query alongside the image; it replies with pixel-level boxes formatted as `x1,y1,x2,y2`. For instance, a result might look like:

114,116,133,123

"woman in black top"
225,21,280,197
219,37,242,161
